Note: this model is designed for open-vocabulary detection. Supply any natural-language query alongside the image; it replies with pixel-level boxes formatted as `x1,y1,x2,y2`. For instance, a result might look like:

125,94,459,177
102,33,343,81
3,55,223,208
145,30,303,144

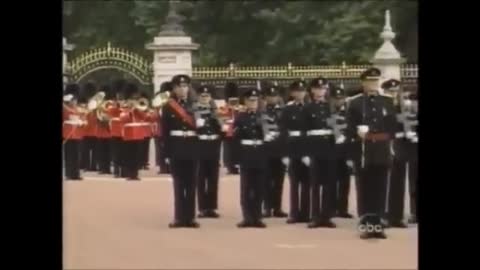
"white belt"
198,134,220,140
306,129,333,136
111,117,121,121
124,122,147,127
226,119,234,124
241,139,263,146
288,130,302,137
395,132,405,138
170,130,197,137
63,120,84,126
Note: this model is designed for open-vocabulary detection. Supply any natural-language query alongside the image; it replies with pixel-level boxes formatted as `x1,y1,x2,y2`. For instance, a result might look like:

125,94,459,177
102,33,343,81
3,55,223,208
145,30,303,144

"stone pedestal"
145,1,199,93
371,10,405,87
63,37,74,89
146,36,199,93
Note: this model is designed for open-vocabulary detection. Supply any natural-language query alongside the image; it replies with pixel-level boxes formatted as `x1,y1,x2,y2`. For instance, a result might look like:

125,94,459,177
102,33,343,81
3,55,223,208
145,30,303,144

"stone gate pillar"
146,1,199,93
63,37,74,90
371,10,405,87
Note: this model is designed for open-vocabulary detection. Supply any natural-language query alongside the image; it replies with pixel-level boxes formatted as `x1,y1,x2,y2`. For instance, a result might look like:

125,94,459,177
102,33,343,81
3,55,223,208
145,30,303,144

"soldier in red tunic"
107,80,126,178
80,82,99,171
63,83,86,180
120,83,151,180
96,84,114,174
221,81,241,175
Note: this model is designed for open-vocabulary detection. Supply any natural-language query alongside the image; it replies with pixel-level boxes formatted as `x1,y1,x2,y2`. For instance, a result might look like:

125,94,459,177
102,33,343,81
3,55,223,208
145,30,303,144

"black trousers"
409,161,417,217
64,139,81,179
81,136,98,171
197,159,220,211
154,137,169,173
332,158,351,214
110,137,122,176
388,158,418,221
288,159,310,220
356,164,389,218
223,139,237,172
123,140,142,179
310,158,335,221
96,138,111,174
141,138,150,167
171,159,197,223
240,166,265,223
263,158,286,211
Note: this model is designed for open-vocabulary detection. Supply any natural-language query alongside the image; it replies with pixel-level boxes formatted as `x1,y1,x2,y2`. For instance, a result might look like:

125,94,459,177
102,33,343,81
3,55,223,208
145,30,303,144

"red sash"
167,99,195,128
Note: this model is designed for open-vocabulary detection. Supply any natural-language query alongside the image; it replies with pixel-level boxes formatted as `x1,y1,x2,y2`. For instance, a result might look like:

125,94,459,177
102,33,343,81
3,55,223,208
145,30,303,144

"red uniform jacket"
96,112,111,139
84,111,98,138
63,104,85,140
107,104,123,138
120,108,151,141
218,106,235,138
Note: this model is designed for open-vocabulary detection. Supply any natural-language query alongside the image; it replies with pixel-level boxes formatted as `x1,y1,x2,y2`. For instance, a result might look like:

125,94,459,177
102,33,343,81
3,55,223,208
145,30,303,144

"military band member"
234,89,267,228
280,80,310,224
346,68,396,239
81,82,99,171
162,74,200,228
194,85,223,218
96,84,113,174
303,77,336,228
63,83,85,180
384,79,418,227
139,91,152,171
330,86,354,218
109,79,126,178
119,83,149,181
261,84,288,218
221,82,240,175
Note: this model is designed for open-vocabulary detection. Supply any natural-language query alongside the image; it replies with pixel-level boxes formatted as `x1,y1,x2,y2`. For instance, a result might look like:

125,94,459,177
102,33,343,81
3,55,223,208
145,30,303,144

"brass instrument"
152,91,171,108
96,100,115,122
87,91,106,111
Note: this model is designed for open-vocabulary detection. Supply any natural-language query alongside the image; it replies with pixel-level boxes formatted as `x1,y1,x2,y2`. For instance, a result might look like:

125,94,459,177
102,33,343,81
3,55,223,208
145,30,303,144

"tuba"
135,97,150,112
87,91,106,111
152,91,170,109
96,100,115,122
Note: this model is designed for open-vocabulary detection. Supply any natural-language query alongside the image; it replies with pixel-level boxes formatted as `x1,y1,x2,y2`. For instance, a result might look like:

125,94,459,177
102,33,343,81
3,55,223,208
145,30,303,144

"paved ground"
63,168,417,270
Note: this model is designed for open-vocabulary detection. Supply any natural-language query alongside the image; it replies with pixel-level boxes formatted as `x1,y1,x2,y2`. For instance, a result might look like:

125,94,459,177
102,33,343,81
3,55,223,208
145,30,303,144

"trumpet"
152,91,170,108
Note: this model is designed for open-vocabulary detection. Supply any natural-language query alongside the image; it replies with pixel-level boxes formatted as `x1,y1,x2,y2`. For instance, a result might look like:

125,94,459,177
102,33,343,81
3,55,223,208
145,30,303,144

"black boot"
273,209,288,218
237,220,253,228
262,209,272,218
168,220,184,228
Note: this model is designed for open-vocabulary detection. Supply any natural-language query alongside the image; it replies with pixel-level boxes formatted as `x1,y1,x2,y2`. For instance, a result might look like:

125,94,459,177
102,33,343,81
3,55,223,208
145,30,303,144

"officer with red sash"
81,82,99,171
63,83,86,180
162,74,200,228
120,83,151,180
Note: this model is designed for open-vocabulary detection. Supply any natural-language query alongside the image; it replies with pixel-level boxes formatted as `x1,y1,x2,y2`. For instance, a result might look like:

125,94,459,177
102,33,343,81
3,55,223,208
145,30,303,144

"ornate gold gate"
67,43,153,85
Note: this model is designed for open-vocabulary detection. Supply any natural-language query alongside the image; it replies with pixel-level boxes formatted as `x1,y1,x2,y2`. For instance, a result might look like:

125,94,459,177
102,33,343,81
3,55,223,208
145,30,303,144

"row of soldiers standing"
62,68,417,240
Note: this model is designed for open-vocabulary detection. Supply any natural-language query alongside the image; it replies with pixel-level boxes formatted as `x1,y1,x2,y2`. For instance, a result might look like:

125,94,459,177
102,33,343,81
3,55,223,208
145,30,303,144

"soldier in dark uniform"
329,85,354,219
346,68,397,239
261,83,288,218
280,80,310,224
303,77,336,228
234,89,268,228
384,79,418,227
162,74,200,228
194,84,223,218
222,82,240,175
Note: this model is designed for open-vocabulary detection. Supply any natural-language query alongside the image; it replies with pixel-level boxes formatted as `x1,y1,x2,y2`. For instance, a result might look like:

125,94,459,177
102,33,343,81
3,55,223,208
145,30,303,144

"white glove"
301,156,311,167
165,158,170,165
335,135,346,144
222,124,229,132
411,136,418,143
390,145,395,156
63,94,73,102
357,125,369,139
281,157,290,166
264,134,274,142
406,131,416,139
346,160,354,169
196,118,206,127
